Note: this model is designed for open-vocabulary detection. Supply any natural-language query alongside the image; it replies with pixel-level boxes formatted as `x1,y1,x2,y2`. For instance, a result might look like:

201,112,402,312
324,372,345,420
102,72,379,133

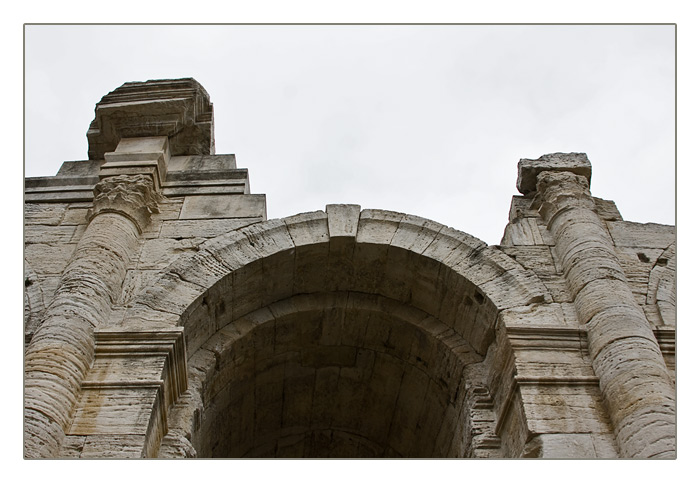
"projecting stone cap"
87,78,214,160
517,153,591,195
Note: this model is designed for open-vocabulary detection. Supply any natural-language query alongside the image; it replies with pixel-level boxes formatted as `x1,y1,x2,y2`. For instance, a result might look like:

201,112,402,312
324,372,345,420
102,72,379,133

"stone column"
529,155,675,458
24,153,163,457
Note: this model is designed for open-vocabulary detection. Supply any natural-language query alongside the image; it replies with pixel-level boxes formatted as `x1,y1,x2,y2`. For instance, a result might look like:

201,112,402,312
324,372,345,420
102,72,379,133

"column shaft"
537,171,675,458
24,174,158,458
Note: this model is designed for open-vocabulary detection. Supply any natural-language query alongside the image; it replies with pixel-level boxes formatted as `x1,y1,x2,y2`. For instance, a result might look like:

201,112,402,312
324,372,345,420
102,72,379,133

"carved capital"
534,170,596,224
88,174,162,232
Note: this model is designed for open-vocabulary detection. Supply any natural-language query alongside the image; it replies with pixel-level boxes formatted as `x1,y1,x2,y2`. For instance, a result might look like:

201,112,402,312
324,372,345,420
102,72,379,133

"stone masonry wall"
24,79,676,459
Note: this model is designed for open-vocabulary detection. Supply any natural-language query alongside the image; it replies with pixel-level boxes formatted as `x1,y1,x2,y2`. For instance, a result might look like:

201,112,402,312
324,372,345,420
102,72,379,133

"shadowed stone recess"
185,292,483,458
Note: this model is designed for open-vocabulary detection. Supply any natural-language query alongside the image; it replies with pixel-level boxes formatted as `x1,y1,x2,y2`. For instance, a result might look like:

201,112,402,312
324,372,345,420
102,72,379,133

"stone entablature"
87,78,215,161
24,79,675,459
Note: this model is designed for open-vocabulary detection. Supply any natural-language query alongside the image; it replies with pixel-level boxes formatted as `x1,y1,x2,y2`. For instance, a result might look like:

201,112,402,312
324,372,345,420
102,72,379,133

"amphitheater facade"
24,79,676,458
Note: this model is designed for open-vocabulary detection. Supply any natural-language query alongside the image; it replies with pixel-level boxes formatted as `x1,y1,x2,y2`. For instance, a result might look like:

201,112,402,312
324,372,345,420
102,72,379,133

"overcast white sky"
24,24,675,245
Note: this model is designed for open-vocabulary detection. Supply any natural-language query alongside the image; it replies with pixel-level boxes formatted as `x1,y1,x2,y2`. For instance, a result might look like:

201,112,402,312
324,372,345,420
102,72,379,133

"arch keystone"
326,204,361,240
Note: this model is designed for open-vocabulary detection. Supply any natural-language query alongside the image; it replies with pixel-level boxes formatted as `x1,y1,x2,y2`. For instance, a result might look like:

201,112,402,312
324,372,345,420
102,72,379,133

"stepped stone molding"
87,78,214,161
533,161,676,458
60,328,187,458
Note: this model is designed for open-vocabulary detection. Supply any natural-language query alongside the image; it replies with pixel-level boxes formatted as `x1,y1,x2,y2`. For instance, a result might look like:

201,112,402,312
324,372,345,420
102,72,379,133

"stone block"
356,209,403,245
352,241,389,294
58,435,86,457
508,195,537,221
326,204,361,239
61,206,90,225
500,246,557,275
84,355,167,385
167,154,238,173
593,197,623,221
56,159,102,177
180,194,266,220
606,221,676,249
517,152,592,195
69,387,159,435
80,434,147,458
160,218,260,239
24,203,67,225
526,433,598,458
284,210,329,247
261,249,296,307
137,237,204,270
301,345,357,368
311,366,340,428
422,225,485,268
25,224,77,244
391,214,443,253
23,242,77,275
501,218,548,246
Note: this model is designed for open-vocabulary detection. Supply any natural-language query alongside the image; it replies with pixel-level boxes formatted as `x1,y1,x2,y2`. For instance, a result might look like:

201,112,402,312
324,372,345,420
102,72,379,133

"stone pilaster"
527,154,675,458
62,328,188,458
24,159,162,458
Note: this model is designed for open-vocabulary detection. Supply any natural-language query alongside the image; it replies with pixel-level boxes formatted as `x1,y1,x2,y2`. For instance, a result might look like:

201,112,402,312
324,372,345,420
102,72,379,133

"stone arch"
121,206,551,457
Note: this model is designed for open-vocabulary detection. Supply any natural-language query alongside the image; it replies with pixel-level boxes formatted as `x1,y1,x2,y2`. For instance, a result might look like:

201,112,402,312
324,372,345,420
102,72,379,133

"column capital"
534,170,596,225
88,174,162,232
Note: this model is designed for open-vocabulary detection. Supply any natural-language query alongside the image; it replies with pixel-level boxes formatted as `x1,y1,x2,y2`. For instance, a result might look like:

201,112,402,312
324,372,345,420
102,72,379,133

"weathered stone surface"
606,221,676,249
24,202,68,225
25,79,675,460
180,193,266,220
90,174,162,232
87,78,214,160
517,152,592,195
535,168,676,459
593,197,623,221
501,217,548,246
160,218,262,239
137,237,205,270
327,204,361,239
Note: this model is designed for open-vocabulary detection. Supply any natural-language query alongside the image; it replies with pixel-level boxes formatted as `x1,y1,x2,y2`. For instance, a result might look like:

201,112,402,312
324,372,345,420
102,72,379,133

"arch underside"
127,209,548,458
189,291,485,458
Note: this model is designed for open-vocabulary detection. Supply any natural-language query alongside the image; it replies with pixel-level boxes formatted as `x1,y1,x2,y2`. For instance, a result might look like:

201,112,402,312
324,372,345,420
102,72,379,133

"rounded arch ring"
120,206,551,457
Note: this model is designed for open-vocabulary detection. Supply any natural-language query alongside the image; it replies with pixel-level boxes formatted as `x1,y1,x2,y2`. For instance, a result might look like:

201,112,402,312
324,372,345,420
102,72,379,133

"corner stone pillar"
24,141,165,458
521,153,675,458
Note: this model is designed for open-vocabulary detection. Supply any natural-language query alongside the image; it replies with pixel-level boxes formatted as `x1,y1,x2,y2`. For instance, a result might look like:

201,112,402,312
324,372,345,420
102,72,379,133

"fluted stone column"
532,159,675,458
24,172,161,458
